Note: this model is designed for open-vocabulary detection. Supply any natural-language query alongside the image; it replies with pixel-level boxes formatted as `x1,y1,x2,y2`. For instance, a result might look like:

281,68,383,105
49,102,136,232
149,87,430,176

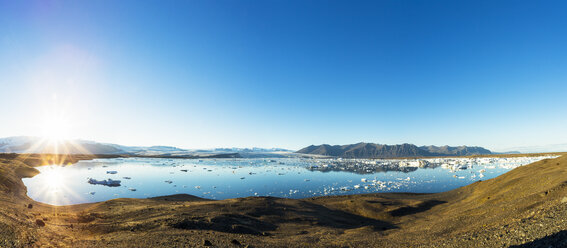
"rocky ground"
1,153,567,247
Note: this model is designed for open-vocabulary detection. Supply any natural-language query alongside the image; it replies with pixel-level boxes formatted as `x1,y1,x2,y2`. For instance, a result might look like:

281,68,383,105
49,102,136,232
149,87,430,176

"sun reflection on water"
41,166,65,192
34,165,83,206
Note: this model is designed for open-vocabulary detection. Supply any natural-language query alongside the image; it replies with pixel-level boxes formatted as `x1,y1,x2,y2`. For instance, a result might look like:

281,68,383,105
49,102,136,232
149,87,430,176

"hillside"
297,142,492,158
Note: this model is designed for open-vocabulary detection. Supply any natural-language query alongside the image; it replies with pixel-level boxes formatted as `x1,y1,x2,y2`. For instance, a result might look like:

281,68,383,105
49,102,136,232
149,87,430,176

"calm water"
22,157,551,205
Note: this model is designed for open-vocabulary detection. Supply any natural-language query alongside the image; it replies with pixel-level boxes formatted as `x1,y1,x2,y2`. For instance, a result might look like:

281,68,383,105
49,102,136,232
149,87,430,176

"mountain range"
0,136,184,155
0,136,291,157
0,137,528,158
296,142,492,158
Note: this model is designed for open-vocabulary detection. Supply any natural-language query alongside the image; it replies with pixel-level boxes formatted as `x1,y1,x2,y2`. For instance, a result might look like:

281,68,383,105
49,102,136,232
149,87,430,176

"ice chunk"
88,178,121,187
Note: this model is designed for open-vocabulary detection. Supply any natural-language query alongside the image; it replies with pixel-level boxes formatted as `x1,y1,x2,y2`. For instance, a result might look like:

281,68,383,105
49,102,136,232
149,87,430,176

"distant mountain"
0,136,186,155
497,143,567,153
297,142,492,158
419,145,492,156
0,136,292,157
493,151,522,155
192,147,294,158
208,147,293,153
298,143,429,158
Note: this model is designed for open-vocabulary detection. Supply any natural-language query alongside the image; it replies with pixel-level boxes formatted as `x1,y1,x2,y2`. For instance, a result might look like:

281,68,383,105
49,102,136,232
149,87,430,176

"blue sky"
1,0,566,151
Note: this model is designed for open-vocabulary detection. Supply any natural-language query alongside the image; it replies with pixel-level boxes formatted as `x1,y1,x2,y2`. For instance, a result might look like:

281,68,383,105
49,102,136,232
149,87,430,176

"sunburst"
16,110,94,206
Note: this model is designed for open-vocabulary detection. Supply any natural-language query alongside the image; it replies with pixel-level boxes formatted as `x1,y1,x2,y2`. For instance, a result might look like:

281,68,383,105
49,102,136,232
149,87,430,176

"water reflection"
29,165,84,205
22,156,557,206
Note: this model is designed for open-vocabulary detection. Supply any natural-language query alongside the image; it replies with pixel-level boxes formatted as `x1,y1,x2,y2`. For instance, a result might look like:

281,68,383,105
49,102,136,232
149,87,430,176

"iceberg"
87,178,121,187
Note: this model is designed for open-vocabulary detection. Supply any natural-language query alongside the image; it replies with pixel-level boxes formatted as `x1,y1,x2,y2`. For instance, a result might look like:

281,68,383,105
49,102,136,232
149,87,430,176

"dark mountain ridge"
297,142,492,158
419,145,492,156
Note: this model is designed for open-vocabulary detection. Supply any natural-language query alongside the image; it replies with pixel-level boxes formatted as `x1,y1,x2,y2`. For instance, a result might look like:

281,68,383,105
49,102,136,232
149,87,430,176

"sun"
28,106,91,155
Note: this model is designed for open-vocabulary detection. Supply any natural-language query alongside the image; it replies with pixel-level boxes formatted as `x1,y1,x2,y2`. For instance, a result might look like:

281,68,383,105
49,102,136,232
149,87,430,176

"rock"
35,219,45,227
230,239,241,246
561,197,567,203
203,239,213,246
27,204,33,209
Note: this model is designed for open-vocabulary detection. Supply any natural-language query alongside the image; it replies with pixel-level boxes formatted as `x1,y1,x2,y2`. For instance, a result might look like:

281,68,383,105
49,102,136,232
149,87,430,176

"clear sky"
1,0,566,151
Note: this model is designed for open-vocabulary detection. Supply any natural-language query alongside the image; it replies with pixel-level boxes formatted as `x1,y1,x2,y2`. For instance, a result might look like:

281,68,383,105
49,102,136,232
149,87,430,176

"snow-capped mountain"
0,136,293,157
0,136,189,155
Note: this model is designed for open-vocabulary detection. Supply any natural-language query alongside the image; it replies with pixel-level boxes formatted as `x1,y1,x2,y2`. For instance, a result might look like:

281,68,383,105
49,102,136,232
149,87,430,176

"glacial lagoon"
23,156,556,205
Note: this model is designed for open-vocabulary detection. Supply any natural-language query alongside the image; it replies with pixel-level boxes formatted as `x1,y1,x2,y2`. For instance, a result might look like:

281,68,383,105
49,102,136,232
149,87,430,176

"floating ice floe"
305,155,559,175
340,186,353,191
88,178,121,187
